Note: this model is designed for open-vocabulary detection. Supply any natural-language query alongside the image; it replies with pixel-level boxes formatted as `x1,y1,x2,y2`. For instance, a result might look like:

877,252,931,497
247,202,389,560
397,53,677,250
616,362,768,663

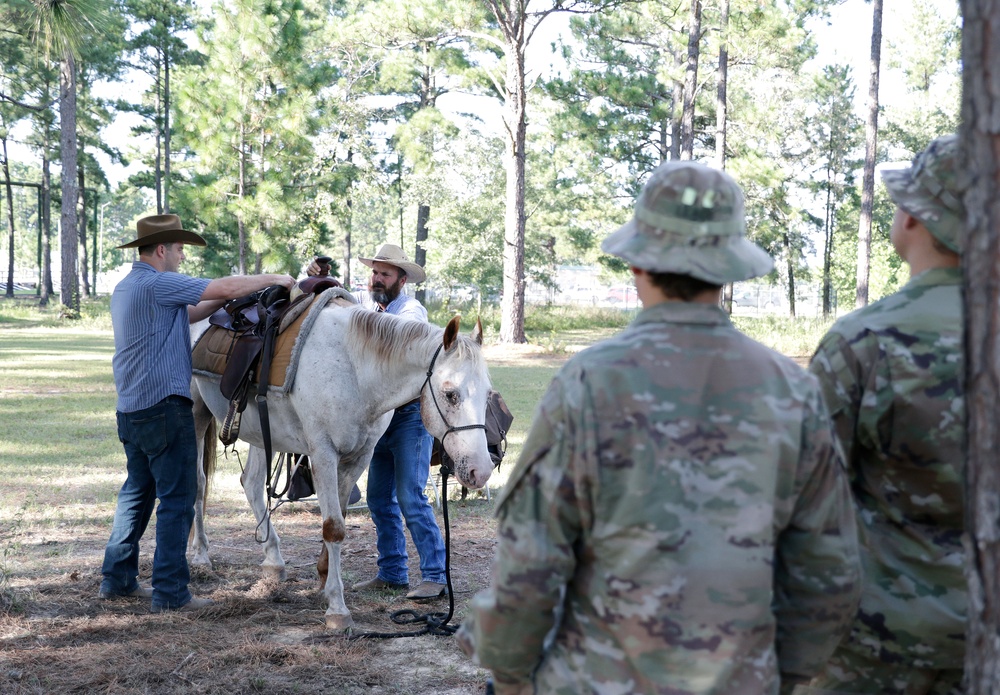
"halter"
420,344,487,456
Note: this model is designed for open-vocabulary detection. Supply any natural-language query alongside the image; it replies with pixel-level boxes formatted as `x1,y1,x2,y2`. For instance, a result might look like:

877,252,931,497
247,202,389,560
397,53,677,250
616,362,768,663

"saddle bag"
431,389,514,472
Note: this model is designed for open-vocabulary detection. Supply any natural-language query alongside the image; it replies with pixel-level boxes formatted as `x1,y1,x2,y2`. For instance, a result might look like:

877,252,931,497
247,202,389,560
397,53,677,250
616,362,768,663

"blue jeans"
100,396,198,609
366,401,445,585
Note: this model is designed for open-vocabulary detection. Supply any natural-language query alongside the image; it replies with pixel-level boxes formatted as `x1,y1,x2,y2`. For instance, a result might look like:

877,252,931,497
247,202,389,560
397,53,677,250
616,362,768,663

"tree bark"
500,40,527,343
716,0,731,313
486,0,529,344
343,147,354,290
59,49,79,314
41,150,52,305
415,203,429,304
823,151,836,318
154,51,163,214
78,168,89,298
715,0,729,169
2,137,15,298
959,1,1000,689
681,0,702,160
164,40,172,213
782,231,796,318
855,0,882,309
238,121,247,275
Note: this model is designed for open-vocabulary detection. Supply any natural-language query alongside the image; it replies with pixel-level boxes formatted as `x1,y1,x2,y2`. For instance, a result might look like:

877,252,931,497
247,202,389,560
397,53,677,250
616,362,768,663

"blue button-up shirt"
111,261,211,413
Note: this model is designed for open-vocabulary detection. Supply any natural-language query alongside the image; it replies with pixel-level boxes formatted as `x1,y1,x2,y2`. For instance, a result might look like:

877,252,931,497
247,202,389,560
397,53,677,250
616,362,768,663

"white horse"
188,302,493,630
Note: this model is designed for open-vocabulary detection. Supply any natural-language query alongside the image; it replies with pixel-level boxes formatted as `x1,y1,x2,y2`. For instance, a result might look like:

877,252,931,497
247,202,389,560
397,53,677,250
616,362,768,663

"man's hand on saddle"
273,274,296,289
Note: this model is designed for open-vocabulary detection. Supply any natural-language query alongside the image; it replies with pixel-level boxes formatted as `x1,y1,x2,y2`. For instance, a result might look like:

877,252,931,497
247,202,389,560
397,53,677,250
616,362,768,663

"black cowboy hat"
117,214,207,249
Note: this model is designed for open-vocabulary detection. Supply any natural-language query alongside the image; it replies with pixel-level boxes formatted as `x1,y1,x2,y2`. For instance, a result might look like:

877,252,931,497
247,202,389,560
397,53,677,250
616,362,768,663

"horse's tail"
203,417,218,503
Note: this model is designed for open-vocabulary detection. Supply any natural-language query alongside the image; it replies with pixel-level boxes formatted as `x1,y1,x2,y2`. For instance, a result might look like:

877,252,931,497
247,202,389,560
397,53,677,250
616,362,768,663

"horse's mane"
347,309,485,370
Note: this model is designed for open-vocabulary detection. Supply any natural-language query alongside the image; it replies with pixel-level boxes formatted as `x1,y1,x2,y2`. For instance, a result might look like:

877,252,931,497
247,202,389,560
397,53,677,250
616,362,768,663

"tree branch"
0,91,51,112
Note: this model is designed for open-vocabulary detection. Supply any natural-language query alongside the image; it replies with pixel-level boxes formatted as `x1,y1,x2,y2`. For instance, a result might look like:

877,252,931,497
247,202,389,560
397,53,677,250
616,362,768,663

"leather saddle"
208,277,340,478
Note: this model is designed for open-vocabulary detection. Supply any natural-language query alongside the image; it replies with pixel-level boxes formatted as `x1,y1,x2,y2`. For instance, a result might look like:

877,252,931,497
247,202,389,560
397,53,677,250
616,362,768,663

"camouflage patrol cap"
601,160,774,284
880,134,964,253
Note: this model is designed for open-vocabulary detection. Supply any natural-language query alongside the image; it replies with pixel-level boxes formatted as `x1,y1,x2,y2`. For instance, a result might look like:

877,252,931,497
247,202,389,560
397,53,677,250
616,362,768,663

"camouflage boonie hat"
601,160,774,284
880,134,964,253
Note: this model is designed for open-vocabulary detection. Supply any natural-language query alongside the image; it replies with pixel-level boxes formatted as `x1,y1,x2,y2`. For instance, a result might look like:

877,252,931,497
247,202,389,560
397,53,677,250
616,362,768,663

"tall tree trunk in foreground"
959,0,1000,689
855,0,883,309
681,0,702,160
59,49,80,314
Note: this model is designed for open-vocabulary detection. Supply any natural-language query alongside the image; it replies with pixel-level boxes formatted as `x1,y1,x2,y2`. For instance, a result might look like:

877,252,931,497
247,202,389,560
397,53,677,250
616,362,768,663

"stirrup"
220,400,242,446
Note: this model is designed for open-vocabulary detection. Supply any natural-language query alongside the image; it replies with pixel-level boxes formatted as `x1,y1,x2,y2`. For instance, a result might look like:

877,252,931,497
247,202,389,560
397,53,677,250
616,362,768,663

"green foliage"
732,314,832,358
0,0,965,326
173,0,323,275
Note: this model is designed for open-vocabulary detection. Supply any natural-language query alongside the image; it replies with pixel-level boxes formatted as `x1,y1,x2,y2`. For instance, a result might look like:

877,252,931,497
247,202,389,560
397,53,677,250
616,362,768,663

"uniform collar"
632,300,732,328
906,266,962,288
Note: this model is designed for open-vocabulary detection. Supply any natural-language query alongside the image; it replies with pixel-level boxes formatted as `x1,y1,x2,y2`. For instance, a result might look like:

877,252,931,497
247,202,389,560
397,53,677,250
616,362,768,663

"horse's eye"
445,390,459,406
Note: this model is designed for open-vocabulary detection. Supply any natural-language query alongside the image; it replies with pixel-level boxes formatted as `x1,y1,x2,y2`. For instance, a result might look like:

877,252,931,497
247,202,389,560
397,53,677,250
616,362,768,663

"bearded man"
308,243,447,601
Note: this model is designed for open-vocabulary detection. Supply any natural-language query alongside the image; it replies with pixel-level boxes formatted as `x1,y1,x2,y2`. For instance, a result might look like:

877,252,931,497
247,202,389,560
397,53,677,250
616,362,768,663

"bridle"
420,344,486,460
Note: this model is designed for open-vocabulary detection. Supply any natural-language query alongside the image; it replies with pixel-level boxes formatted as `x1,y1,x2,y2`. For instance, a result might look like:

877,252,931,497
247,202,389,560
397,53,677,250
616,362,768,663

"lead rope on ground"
347,467,458,640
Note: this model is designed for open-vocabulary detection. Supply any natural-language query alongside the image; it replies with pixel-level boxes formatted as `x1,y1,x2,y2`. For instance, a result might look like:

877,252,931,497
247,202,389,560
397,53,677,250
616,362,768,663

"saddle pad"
192,308,310,390
192,286,359,394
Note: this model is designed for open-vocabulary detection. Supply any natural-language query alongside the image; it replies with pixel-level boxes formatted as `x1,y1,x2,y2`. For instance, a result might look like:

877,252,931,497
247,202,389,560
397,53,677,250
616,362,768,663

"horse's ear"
443,316,461,351
470,317,483,346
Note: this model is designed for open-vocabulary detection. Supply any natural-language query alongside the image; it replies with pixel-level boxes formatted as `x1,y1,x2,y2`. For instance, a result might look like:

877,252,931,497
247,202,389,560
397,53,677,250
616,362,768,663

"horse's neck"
343,312,438,415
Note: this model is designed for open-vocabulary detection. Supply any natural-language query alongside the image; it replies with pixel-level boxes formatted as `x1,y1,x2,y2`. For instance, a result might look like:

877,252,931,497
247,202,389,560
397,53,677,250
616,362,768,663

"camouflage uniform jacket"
458,302,861,695
808,266,965,669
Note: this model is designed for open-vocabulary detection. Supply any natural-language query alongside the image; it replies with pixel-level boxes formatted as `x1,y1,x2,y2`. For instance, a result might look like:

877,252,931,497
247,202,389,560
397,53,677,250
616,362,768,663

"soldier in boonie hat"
601,160,773,284
880,134,964,253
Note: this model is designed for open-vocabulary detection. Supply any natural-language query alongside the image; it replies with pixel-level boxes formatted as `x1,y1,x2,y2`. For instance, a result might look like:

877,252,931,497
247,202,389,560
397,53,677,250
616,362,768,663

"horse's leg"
189,385,215,569
309,448,353,631
241,446,287,581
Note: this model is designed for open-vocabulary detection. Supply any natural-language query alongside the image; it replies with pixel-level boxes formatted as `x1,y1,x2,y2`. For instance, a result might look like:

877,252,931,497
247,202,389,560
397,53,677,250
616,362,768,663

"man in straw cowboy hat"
800,135,967,694
307,243,447,601
99,214,294,614
457,160,861,694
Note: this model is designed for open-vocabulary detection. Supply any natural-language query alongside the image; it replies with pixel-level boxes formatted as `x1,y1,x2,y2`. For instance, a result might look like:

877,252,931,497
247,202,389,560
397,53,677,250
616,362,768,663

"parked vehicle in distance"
732,286,784,309
606,284,639,305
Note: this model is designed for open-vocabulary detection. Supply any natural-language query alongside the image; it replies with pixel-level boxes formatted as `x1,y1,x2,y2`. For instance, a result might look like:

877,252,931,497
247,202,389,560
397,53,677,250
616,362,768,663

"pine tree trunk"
681,0,702,160
164,42,172,213
715,0,729,169
154,52,163,214
855,0,882,309
59,50,79,314
415,204,429,304
498,19,527,344
3,137,15,298
238,122,247,275
716,0,731,313
500,46,527,343
959,1,1000,688
823,151,835,317
78,168,89,298
343,148,353,290
41,151,52,305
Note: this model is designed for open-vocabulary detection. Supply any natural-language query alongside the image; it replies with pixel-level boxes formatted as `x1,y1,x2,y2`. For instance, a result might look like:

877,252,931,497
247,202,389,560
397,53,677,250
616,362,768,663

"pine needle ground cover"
0,301,828,693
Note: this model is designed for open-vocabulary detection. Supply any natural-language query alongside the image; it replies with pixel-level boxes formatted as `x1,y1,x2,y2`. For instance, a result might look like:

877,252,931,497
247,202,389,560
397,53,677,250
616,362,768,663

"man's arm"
772,388,861,683
187,273,294,322
808,330,863,467
457,379,580,692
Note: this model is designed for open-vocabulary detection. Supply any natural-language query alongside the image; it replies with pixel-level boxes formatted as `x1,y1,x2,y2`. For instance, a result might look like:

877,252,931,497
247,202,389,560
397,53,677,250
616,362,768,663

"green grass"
487,362,559,467
732,315,834,358
0,326,122,526
0,295,113,330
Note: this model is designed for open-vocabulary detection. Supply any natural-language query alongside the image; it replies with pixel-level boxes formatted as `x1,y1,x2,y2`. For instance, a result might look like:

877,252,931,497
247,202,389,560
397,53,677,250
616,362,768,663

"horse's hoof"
325,613,354,631
189,556,212,570
262,565,287,582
